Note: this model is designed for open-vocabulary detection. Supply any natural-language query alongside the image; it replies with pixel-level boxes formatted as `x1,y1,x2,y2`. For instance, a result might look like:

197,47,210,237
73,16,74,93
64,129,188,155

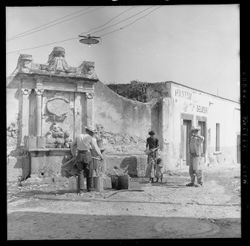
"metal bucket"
93,177,103,192
118,175,129,190
111,175,119,189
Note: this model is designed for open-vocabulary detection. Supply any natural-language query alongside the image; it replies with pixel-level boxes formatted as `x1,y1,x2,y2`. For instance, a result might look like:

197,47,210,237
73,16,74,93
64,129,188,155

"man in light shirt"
186,126,205,187
71,126,103,193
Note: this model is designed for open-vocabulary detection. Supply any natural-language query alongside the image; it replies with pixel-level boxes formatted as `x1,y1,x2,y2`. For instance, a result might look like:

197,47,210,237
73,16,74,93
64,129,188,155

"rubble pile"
95,124,146,154
7,122,18,156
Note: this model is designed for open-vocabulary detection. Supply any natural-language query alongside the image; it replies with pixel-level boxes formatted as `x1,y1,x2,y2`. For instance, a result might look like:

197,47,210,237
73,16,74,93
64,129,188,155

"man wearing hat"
186,126,204,187
145,130,159,183
71,126,103,193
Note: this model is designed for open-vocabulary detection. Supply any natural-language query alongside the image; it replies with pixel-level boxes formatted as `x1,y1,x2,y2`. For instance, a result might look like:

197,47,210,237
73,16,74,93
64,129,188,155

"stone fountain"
7,47,98,178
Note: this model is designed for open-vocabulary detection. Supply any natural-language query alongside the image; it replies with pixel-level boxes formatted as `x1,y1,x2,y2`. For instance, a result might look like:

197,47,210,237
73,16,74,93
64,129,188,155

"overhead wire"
7,7,91,41
88,6,155,36
79,6,136,36
7,6,103,41
6,37,79,54
100,6,162,37
6,6,162,55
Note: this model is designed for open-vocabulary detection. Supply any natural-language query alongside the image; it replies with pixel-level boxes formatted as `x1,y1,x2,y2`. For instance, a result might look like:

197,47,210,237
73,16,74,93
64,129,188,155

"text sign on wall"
196,105,208,114
174,88,192,100
173,86,209,114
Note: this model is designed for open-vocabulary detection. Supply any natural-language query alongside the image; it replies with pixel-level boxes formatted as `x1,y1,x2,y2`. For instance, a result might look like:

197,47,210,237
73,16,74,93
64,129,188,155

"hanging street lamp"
79,34,101,47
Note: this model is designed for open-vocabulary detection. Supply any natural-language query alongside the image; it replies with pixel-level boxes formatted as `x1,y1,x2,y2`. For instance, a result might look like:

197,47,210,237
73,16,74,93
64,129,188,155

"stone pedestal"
29,148,71,177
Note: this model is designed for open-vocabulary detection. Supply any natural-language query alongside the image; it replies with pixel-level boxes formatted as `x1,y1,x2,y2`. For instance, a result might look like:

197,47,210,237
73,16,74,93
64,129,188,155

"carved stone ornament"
46,97,70,122
21,88,31,95
45,122,72,148
16,54,33,73
34,89,44,96
86,92,94,99
45,47,75,74
11,47,99,79
77,61,98,79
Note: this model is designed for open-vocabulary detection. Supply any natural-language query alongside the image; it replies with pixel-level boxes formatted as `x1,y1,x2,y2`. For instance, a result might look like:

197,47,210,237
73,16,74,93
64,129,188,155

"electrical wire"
6,37,79,54
6,6,162,54
79,6,136,36
7,7,103,41
100,6,162,37
7,7,91,41
89,6,155,36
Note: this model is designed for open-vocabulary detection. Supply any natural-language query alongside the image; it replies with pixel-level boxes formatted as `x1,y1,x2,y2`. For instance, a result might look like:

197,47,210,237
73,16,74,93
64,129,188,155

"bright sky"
6,5,240,101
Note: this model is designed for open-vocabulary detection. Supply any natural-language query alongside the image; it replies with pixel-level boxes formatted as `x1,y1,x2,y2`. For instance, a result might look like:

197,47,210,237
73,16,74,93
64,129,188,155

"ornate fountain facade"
7,47,98,177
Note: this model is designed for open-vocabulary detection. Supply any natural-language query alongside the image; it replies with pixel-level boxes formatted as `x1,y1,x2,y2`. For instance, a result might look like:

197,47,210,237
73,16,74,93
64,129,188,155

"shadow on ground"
8,211,241,239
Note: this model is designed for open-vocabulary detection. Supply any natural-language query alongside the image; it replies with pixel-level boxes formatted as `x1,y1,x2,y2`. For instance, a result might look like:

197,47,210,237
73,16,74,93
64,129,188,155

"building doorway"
237,134,240,164
182,119,192,166
198,121,207,156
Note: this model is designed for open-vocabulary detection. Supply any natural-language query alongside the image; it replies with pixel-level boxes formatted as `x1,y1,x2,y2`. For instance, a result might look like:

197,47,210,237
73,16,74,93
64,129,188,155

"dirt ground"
7,165,241,239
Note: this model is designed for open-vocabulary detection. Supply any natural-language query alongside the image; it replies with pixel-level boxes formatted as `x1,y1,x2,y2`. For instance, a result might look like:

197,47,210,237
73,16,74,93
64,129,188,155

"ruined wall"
93,81,155,154
7,89,19,126
107,81,171,102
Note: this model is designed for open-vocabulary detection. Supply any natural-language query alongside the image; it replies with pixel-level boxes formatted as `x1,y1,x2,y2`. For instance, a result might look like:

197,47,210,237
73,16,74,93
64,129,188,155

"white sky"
6,5,240,101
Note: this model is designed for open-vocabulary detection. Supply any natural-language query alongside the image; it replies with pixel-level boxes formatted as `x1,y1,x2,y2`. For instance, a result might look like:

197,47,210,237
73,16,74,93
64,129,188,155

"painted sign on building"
174,88,192,100
172,85,209,115
196,105,208,114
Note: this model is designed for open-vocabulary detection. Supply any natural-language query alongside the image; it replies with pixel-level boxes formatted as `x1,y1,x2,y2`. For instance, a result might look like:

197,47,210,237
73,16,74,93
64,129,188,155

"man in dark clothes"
71,126,103,193
145,130,159,183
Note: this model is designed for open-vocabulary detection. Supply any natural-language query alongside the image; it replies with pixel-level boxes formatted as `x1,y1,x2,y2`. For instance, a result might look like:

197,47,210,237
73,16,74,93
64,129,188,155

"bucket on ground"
93,176,104,192
111,174,129,190
118,175,129,189
111,175,119,189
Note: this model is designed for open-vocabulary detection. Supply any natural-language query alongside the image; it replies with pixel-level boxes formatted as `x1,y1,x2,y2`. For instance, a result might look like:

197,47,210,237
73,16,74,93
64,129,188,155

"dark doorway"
237,134,240,164
198,121,207,156
216,123,220,152
182,120,192,166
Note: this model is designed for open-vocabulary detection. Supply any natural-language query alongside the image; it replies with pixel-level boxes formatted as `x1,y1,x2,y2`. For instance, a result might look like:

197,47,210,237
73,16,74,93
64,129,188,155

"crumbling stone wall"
107,80,171,102
94,81,155,149
7,128,17,157
94,81,153,175
7,126,30,182
95,124,146,154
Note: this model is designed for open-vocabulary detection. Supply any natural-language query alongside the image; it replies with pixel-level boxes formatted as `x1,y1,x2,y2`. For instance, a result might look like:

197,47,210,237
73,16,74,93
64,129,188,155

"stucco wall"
161,97,180,170
207,96,240,165
93,81,154,154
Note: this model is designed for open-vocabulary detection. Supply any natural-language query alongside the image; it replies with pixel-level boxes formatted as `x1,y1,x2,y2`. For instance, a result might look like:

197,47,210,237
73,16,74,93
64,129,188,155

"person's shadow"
120,156,138,177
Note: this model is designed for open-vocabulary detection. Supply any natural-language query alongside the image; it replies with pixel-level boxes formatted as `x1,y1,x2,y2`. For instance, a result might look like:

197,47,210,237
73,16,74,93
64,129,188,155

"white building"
161,82,240,169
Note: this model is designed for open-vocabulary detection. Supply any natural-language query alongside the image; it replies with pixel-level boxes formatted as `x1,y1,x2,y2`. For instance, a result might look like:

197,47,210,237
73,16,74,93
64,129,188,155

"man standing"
71,126,103,193
186,126,204,187
145,130,159,183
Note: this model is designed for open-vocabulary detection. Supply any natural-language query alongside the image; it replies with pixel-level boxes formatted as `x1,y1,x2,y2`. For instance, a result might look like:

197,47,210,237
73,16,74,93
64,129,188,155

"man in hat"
186,126,204,187
145,130,159,183
71,126,103,193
